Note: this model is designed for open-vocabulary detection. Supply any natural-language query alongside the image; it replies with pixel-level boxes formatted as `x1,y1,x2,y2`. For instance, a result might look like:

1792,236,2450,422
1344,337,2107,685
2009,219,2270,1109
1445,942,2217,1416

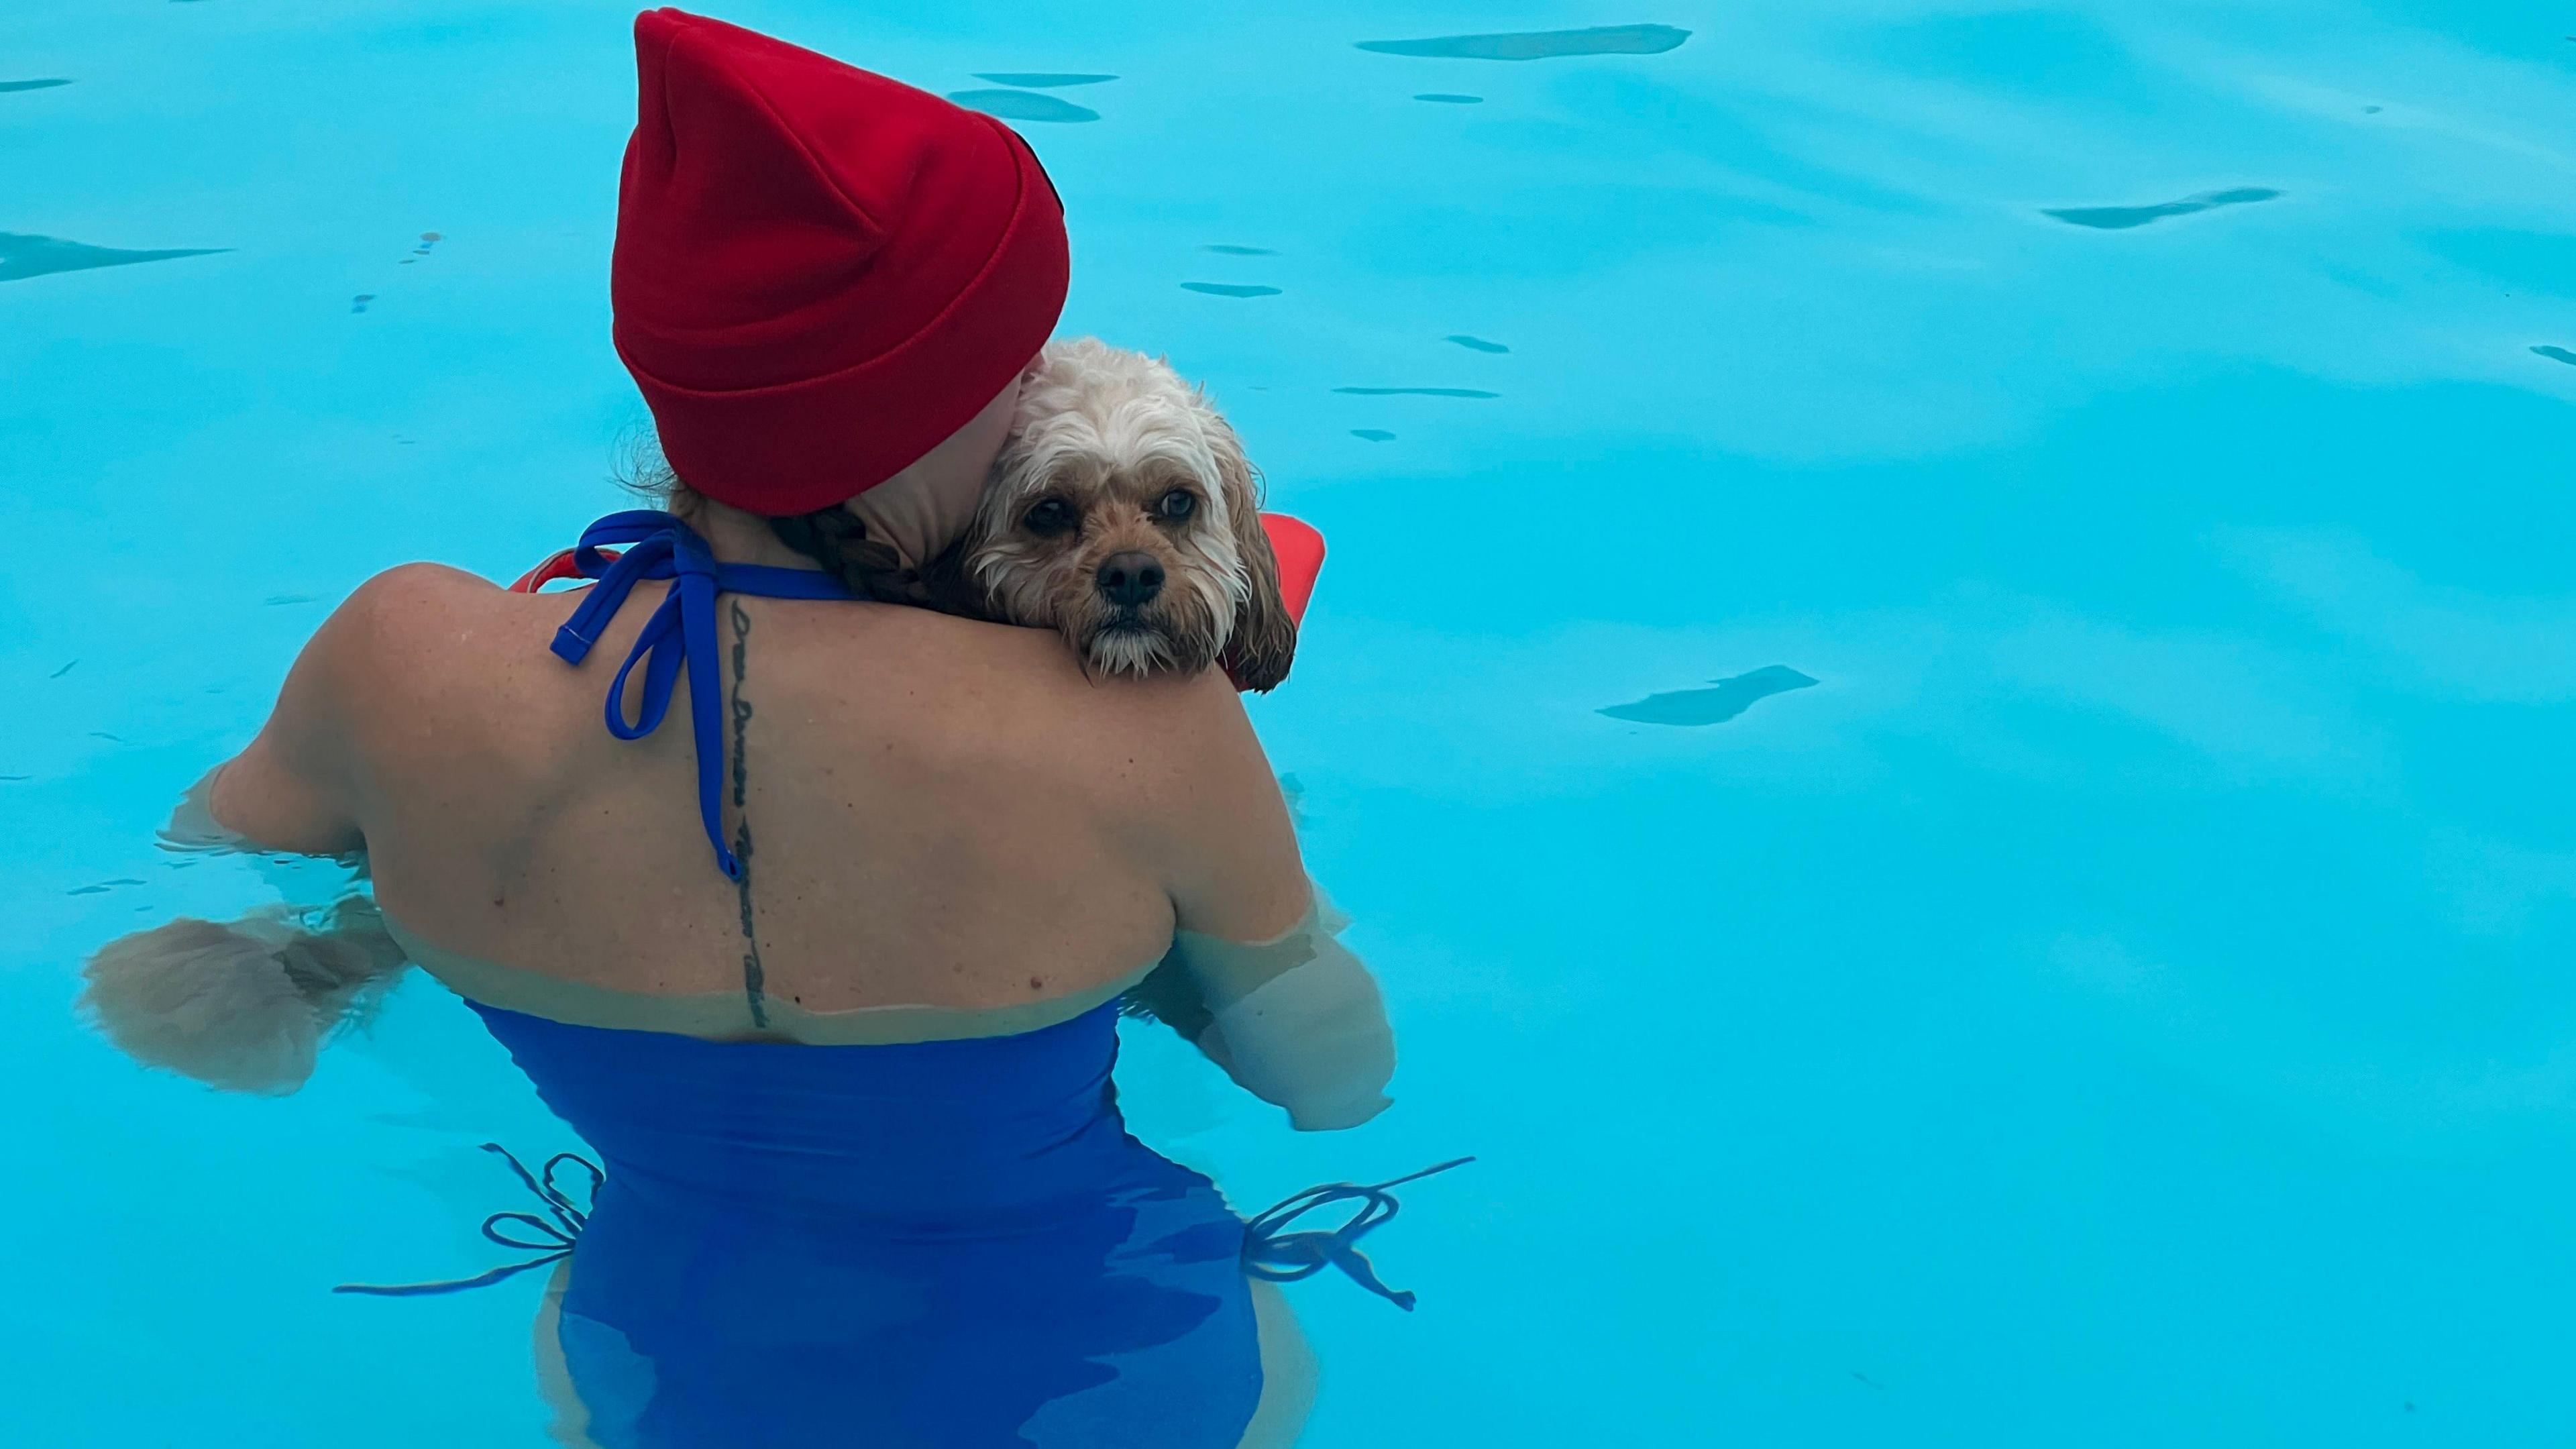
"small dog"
961,338,1298,691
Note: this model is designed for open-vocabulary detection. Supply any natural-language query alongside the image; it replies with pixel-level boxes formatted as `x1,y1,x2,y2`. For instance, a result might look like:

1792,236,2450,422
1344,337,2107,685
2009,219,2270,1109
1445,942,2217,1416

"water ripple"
971,72,1117,89
1357,24,1690,62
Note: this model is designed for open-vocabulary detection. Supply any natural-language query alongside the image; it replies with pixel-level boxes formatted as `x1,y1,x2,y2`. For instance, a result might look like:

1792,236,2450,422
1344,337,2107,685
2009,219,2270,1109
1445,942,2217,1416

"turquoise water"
9,1,2576,1442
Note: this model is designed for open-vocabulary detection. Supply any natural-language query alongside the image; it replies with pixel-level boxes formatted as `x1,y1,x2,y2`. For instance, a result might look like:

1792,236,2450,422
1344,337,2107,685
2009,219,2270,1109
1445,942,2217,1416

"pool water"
9,1,2576,1443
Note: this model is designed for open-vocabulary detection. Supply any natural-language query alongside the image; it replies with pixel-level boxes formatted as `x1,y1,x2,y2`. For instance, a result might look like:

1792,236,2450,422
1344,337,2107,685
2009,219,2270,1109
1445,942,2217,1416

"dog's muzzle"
1095,551,1164,608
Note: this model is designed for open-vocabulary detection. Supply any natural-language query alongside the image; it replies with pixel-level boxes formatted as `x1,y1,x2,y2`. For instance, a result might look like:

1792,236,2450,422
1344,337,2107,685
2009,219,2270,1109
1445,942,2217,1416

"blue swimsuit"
475,999,1266,1448
349,512,1451,1447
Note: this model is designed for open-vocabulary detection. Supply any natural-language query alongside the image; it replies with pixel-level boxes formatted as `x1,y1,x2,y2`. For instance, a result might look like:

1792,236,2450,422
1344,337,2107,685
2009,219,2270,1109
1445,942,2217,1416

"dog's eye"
1155,490,1198,522
1022,498,1077,537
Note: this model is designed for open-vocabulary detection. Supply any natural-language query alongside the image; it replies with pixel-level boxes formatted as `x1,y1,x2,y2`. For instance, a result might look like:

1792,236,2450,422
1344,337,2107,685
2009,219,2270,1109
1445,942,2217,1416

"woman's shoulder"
325,560,504,621
290,562,484,665
310,564,578,714
824,604,1242,726
350,559,655,635
804,605,1256,784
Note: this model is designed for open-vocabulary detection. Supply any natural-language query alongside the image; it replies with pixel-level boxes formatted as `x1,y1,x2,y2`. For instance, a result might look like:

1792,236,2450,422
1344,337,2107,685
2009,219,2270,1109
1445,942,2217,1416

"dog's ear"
1208,415,1297,692
912,536,990,621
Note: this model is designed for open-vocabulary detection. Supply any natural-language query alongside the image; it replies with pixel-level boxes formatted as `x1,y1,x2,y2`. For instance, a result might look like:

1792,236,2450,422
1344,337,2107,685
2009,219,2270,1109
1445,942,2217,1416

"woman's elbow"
1285,1083,1394,1132
1201,987,1397,1132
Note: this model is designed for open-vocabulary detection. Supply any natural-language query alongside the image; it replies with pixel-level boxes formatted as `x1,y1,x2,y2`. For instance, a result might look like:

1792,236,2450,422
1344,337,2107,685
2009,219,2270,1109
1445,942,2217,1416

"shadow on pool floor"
1599,665,1819,726
0,231,227,282
1357,24,1690,61
2043,187,2282,230
946,88,1098,123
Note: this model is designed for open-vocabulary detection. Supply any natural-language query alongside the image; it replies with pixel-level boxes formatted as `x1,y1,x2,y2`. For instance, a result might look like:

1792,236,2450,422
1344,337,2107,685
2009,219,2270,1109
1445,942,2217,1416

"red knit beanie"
612,9,1069,517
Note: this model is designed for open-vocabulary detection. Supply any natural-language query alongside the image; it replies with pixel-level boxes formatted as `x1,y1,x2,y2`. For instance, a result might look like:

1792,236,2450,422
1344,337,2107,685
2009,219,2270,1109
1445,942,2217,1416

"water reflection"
1351,429,1397,441
973,72,1118,88
1444,334,1509,353
1413,93,1483,104
1356,24,1691,62
1181,282,1281,297
1332,386,1499,398
0,78,72,93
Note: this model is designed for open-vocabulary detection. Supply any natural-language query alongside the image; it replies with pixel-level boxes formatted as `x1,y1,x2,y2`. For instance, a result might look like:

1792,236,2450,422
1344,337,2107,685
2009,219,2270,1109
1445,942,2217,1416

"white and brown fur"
961,337,1297,691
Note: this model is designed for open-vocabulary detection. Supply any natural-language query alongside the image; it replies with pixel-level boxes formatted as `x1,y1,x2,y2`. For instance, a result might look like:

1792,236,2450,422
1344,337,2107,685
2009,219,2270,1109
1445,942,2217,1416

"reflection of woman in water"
78,11,1412,1446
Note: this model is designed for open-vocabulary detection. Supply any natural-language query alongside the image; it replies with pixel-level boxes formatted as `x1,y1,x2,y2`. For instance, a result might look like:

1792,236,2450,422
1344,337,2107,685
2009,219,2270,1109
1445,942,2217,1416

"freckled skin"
197,490,1311,1022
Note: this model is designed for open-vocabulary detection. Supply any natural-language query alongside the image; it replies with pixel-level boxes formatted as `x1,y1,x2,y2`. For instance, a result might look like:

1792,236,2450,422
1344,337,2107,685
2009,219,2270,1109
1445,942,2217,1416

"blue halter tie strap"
337,1142,1472,1307
333,1144,598,1297
1240,1157,1474,1310
543,509,854,880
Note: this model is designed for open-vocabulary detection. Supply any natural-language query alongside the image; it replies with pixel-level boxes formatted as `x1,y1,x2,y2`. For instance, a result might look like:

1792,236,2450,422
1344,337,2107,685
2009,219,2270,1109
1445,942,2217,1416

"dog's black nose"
1096,551,1165,607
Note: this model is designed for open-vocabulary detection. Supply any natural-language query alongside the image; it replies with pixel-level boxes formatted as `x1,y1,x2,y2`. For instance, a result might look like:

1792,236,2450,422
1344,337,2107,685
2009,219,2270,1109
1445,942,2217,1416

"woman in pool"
89,11,1405,1446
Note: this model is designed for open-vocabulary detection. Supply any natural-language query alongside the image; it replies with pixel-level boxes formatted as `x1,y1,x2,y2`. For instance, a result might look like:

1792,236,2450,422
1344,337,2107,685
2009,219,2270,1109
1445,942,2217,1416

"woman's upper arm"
1140,674,1397,1131
205,566,436,855
1149,673,1311,941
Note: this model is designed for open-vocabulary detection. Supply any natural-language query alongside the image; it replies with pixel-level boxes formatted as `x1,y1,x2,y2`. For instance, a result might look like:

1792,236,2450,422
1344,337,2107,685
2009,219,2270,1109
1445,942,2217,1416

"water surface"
9,1,2576,1446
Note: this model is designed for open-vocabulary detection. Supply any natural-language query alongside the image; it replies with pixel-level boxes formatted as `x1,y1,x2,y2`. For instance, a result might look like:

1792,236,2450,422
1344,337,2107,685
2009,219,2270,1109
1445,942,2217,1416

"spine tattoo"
729,597,769,1028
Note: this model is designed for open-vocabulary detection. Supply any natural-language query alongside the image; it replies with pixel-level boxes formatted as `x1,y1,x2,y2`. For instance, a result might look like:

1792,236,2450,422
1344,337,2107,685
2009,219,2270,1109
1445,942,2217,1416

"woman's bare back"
224,562,1307,1026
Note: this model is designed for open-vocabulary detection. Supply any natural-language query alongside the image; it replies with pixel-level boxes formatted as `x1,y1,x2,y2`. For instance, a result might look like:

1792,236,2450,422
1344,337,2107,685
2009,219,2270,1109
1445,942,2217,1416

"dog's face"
963,338,1296,690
